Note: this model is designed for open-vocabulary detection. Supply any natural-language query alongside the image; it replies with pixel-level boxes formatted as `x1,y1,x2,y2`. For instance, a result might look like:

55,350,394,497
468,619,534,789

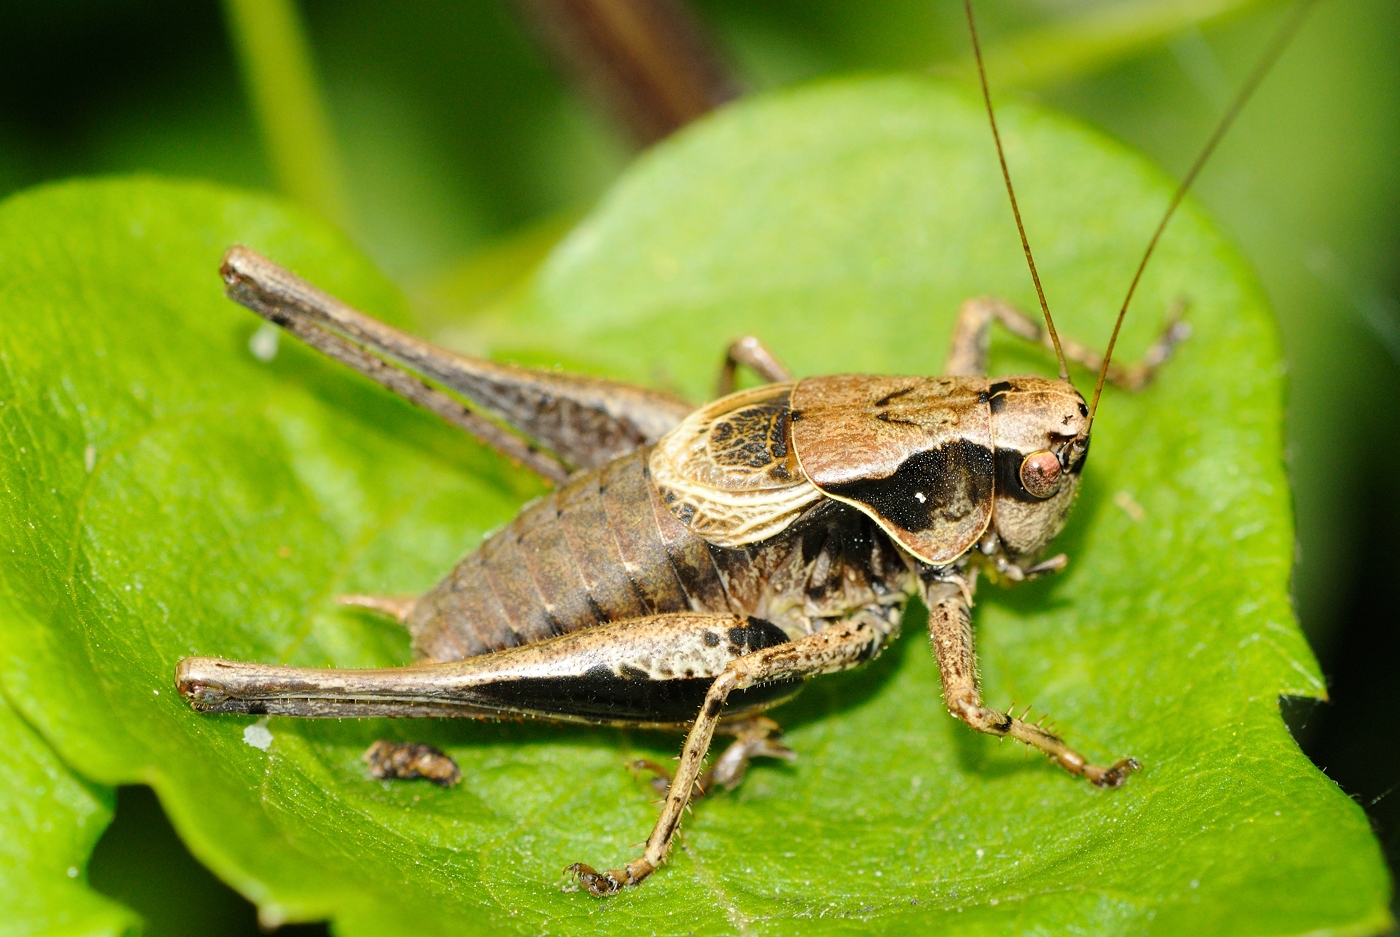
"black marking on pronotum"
874,386,916,407
876,412,919,427
825,439,994,532
980,378,1013,411
994,448,1045,503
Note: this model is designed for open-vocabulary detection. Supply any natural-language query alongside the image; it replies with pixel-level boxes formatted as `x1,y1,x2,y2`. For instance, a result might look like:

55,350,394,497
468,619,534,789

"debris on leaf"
242,720,273,751
364,740,461,787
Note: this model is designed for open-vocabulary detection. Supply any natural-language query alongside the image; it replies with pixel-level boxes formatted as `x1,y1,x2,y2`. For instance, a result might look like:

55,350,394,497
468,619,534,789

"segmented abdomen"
408,449,716,661
407,448,909,663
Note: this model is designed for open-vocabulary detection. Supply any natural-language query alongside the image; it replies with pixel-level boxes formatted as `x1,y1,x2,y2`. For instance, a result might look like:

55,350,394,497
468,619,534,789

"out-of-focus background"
1,1,1394,932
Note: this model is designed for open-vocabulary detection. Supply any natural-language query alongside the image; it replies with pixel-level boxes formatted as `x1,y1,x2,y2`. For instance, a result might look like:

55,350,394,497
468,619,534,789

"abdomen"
407,448,911,663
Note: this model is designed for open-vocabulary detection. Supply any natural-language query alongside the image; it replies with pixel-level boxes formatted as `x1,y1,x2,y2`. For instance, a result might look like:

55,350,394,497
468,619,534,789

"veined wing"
649,383,821,547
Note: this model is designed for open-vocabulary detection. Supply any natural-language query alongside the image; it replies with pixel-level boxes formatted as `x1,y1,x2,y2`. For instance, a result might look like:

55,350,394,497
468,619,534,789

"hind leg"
337,594,416,623
223,246,694,480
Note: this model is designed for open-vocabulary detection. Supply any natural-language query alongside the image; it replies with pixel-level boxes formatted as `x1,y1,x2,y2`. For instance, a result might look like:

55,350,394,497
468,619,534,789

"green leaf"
932,0,1283,90
224,0,350,229
0,694,138,937
0,76,1390,936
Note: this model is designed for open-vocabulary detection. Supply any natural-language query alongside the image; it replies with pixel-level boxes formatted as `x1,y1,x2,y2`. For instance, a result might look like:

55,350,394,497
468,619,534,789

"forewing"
790,375,993,565
649,383,822,547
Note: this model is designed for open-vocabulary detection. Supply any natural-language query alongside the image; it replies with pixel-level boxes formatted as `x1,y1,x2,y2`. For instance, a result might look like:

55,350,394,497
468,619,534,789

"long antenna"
964,0,1069,381
1084,0,1319,432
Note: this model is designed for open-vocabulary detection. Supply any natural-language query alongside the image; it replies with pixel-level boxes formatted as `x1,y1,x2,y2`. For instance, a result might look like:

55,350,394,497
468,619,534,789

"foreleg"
567,619,880,896
923,578,1138,788
945,295,1188,389
715,335,794,398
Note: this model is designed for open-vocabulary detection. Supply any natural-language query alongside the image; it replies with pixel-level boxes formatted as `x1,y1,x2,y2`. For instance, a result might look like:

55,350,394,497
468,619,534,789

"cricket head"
986,376,1089,559
788,373,1087,568
961,0,1304,558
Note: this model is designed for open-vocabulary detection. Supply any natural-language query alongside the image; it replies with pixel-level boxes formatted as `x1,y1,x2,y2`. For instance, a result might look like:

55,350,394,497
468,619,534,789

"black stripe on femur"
726,617,792,655
824,438,993,532
464,667,801,724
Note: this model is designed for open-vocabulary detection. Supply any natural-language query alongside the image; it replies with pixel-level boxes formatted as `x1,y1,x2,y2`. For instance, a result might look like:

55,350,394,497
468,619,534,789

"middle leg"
567,618,882,896
715,335,794,398
630,714,796,796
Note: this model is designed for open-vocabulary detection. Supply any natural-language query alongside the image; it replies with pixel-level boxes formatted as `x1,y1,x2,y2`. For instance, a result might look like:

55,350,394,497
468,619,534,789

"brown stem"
512,0,740,147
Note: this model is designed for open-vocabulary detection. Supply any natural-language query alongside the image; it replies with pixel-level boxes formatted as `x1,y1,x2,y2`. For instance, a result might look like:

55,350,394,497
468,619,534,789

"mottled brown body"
410,446,911,666
178,254,1157,898
180,249,1172,899
171,0,1304,889
407,368,1081,678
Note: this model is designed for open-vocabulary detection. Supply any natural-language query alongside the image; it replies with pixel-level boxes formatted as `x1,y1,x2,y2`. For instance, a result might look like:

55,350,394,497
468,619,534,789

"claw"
566,863,625,897
1089,757,1141,789
565,858,655,897
628,758,674,795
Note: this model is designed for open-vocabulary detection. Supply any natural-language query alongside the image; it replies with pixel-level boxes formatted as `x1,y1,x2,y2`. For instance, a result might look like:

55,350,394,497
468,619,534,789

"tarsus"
1084,0,1319,432
964,0,1069,382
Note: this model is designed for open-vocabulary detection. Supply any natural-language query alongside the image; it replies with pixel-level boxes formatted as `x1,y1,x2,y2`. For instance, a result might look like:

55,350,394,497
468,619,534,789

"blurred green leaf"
936,0,1282,89
0,695,137,937
223,0,348,229
414,212,579,351
0,76,1390,935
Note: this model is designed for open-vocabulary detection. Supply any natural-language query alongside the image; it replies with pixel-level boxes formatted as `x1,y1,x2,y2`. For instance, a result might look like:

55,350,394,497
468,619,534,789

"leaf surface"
0,78,1390,935
0,695,137,937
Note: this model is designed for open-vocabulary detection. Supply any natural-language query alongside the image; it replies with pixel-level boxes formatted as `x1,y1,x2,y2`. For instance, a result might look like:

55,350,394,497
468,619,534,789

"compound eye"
1019,450,1063,499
